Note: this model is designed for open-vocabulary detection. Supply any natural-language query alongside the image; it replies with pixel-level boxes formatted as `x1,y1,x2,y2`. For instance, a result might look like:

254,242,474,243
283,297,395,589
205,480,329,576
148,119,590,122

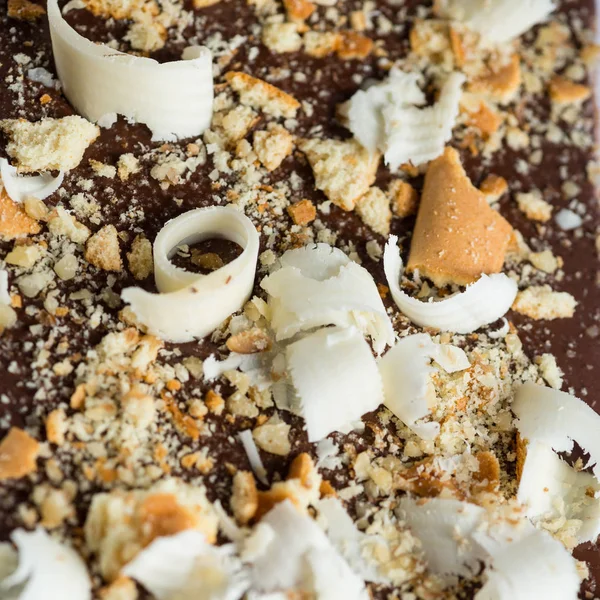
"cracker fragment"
469,54,521,104
231,470,258,524
515,191,552,222
548,76,592,105
253,124,294,171
298,138,380,210
479,174,508,203
85,225,123,272
355,187,392,236
287,199,316,225
407,147,513,287
7,0,45,19
0,188,41,240
336,31,373,60
127,234,153,280
0,427,39,479
225,72,300,118
388,180,418,218
512,286,577,320
283,0,315,22
0,116,100,173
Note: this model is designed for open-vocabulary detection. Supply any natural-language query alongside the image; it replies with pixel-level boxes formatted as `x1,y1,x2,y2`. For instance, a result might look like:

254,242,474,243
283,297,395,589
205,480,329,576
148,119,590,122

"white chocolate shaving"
285,326,384,442
513,382,600,479
238,429,269,486
122,207,259,343
383,235,517,333
346,71,465,169
0,158,64,204
316,498,389,584
398,497,579,598
47,0,213,141
0,270,10,305
378,333,469,439
436,0,556,44
261,243,394,355
123,530,249,600
250,500,367,599
0,528,91,600
517,441,600,544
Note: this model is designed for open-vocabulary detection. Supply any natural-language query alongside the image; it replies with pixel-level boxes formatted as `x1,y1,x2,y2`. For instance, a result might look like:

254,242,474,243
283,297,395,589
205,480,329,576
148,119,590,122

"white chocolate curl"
383,235,517,333
122,207,259,343
47,0,213,141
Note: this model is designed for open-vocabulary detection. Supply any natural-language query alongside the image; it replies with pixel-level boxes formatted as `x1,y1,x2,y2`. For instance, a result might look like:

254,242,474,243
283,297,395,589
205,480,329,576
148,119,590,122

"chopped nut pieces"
407,147,513,287
298,138,379,210
225,72,300,119
0,427,39,479
0,116,100,173
512,286,577,320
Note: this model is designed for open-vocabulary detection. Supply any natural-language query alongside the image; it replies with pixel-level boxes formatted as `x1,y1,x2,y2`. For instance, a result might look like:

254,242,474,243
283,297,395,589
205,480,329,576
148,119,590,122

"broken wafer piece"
384,235,517,333
407,147,513,287
47,0,213,141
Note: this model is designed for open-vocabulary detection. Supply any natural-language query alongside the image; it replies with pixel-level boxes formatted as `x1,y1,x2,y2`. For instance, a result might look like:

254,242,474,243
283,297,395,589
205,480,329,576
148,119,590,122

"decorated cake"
0,0,599,598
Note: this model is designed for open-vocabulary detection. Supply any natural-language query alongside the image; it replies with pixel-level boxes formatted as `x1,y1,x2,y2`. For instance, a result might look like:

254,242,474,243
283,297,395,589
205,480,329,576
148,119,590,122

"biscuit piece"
355,187,392,236
469,54,521,104
407,147,513,287
548,76,592,105
253,124,294,171
7,0,45,19
85,225,123,272
0,188,41,239
512,286,577,320
388,180,418,217
225,72,300,118
0,116,100,173
298,138,380,210
0,427,40,479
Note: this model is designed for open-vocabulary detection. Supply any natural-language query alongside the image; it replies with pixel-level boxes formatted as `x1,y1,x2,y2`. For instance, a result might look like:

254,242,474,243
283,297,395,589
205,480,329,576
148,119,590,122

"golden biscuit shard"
407,147,512,287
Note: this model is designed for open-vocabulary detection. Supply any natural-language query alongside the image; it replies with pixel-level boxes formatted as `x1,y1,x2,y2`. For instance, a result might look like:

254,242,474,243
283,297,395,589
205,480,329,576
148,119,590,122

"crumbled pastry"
225,71,301,118
0,116,100,173
283,0,315,23
253,124,294,171
303,31,341,57
262,22,302,53
127,234,153,280
0,188,41,239
117,153,141,181
469,54,522,104
406,147,513,287
0,427,40,479
355,187,392,236
515,191,552,222
548,75,592,105
512,286,577,320
388,180,419,218
298,138,379,210
479,174,508,203
287,198,316,225
84,479,218,580
7,0,45,20
85,225,123,272
336,31,373,60
231,470,258,524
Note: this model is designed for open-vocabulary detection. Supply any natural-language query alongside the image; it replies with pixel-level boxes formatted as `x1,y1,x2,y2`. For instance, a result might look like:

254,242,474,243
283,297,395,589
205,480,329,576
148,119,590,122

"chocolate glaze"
0,0,599,597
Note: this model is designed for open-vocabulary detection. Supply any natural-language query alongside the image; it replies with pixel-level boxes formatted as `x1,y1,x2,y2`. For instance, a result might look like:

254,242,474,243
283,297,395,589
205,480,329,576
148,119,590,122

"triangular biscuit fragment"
407,147,512,287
